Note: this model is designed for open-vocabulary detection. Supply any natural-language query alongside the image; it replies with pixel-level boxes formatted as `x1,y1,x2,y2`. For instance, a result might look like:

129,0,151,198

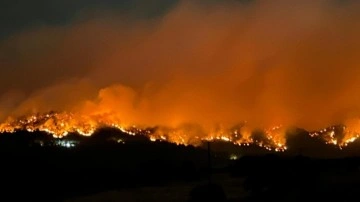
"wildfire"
0,111,359,151
309,122,360,149
264,125,287,152
0,112,130,138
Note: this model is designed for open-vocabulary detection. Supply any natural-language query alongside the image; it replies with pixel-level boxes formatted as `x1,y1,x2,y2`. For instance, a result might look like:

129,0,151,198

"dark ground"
0,129,359,202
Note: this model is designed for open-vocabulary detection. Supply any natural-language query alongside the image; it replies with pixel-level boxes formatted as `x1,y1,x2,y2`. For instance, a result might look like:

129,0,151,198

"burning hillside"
1,111,359,152
1,1,360,155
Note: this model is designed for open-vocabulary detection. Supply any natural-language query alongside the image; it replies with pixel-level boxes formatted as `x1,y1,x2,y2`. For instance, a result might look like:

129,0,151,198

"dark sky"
0,0,351,40
0,0,179,40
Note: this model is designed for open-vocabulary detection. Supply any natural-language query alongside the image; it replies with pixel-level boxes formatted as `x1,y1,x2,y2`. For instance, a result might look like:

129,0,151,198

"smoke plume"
1,0,360,134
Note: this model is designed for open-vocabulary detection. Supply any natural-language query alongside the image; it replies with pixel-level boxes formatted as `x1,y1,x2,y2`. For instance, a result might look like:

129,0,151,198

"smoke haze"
1,0,360,133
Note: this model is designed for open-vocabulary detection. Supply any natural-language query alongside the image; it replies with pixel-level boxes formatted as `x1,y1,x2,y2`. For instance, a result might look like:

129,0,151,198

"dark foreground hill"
0,129,359,201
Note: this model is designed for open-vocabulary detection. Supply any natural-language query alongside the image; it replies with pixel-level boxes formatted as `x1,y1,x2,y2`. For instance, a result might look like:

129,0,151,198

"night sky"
0,0,179,39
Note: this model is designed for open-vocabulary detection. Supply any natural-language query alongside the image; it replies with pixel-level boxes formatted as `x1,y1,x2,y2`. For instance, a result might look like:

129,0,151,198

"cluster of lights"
229,154,240,160
54,140,77,148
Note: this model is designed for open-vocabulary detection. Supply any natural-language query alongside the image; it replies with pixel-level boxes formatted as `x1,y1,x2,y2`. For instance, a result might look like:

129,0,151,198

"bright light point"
229,154,239,160
221,136,231,142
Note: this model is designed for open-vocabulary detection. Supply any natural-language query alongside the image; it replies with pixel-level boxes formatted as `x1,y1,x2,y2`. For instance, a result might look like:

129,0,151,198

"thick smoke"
1,0,360,132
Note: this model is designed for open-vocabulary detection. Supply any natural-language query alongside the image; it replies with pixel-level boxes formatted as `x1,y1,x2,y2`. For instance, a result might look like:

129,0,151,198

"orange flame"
0,111,360,151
